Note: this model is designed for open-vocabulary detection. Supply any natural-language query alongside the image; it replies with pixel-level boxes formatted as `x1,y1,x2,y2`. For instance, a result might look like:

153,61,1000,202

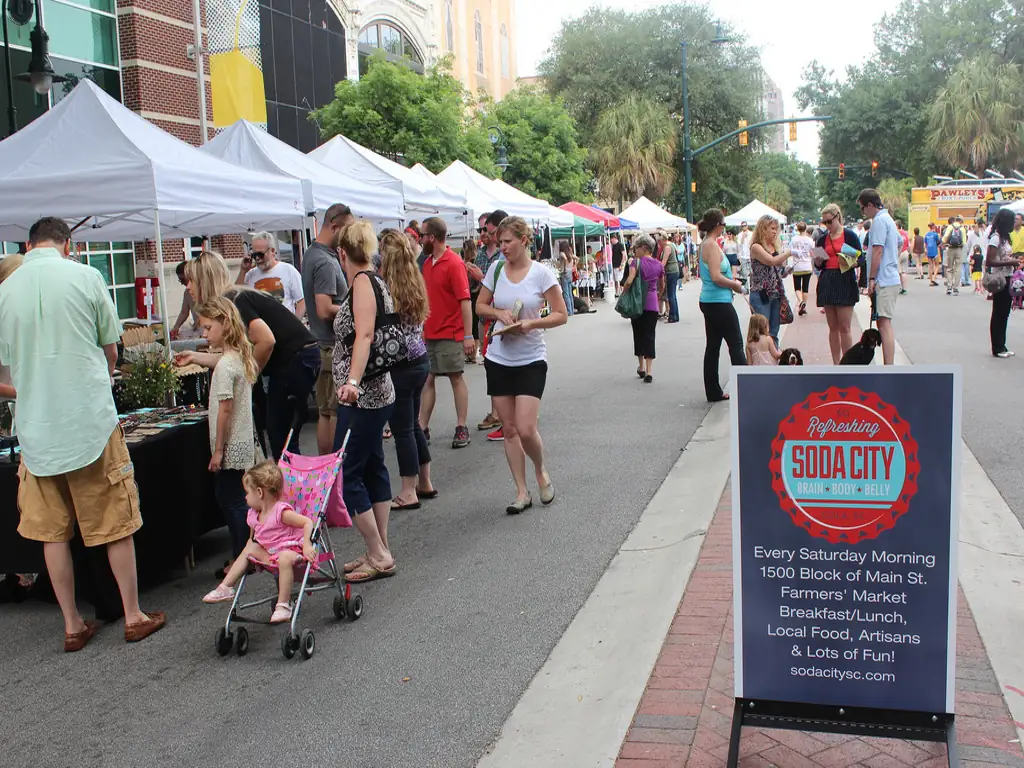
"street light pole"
2,0,18,136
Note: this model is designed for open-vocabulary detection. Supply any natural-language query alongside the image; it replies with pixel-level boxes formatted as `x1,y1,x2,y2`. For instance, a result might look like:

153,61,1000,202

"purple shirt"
633,257,665,312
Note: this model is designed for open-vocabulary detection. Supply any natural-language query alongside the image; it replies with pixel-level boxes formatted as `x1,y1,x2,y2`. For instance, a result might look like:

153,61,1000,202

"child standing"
971,245,984,294
175,297,262,560
203,461,316,623
746,313,781,365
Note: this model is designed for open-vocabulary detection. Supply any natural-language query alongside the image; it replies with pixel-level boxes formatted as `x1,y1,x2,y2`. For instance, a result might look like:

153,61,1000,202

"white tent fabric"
309,136,468,220
438,161,549,223
0,80,306,242
1005,199,1024,214
619,196,691,231
201,120,404,222
547,205,575,228
724,199,788,226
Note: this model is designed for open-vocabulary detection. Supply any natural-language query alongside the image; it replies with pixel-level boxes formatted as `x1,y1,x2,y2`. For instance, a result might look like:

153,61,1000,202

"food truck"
909,179,1024,233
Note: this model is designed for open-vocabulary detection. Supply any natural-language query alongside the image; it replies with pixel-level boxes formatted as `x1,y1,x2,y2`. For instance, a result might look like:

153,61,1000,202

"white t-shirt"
244,261,303,312
209,351,262,470
483,260,558,367
737,231,752,260
790,234,815,274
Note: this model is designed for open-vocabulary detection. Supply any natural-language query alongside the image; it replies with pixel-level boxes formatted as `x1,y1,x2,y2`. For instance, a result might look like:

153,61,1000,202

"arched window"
445,0,454,53
474,10,484,74
358,20,424,76
500,23,510,78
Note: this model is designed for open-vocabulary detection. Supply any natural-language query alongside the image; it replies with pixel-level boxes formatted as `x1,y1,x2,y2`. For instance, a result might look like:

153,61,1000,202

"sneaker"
930,280,939,286
953,288,959,296
996,351,1013,359
487,426,504,441
270,602,292,624
477,413,501,431
899,289,908,295
946,288,952,295
452,426,470,449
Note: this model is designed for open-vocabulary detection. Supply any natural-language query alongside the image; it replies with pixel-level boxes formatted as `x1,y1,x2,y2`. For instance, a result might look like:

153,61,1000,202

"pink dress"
247,501,305,562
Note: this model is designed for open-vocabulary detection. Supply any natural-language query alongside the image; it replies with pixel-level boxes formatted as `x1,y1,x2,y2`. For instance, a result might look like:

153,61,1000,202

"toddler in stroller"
1011,268,1024,311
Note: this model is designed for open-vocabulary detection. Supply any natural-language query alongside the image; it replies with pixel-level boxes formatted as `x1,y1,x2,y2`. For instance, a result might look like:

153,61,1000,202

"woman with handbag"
332,221,397,583
748,215,791,349
697,209,747,402
986,208,1020,358
622,235,665,383
813,204,861,364
476,216,568,515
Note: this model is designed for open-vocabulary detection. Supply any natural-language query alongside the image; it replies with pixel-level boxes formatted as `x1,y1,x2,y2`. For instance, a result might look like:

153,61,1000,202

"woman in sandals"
332,222,397,583
476,216,568,514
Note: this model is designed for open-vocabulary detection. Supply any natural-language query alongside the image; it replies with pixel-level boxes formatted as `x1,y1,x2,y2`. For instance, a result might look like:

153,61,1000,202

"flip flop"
345,560,397,583
343,554,368,574
391,496,421,511
416,488,439,499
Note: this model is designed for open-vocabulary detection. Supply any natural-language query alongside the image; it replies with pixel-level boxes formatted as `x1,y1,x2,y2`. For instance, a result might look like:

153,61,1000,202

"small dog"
779,348,804,365
839,329,882,365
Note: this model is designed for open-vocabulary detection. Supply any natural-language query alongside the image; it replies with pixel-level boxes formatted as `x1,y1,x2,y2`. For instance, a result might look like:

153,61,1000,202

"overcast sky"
516,0,889,166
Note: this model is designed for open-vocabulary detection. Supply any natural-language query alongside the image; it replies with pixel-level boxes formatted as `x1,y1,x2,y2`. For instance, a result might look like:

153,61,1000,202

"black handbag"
343,272,408,380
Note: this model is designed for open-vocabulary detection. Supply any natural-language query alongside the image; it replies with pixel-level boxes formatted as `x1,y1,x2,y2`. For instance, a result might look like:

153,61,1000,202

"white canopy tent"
490,176,552,223
1005,199,1024,214
724,199,788,226
547,205,575,228
619,196,691,231
201,120,404,223
438,160,550,224
309,136,468,222
0,80,307,351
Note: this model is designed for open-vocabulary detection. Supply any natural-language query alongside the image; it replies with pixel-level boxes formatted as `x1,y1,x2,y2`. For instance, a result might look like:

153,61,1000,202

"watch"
347,378,360,387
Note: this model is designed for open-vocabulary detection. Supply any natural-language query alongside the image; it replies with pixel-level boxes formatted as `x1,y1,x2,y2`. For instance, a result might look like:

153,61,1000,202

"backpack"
948,225,964,248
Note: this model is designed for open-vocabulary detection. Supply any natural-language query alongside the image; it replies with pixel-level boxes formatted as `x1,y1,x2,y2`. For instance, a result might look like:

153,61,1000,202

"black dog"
779,348,804,365
839,329,882,365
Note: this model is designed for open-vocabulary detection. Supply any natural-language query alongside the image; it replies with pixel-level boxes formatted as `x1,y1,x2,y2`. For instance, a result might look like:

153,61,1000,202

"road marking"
476,404,733,768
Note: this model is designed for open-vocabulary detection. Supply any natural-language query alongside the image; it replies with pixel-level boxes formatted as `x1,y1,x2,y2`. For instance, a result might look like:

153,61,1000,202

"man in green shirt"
658,230,681,322
0,217,165,652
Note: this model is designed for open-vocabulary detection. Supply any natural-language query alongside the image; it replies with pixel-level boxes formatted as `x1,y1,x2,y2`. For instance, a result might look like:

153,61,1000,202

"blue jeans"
334,402,395,515
666,272,680,321
749,292,781,348
267,344,320,459
214,469,249,557
389,355,431,477
560,275,574,316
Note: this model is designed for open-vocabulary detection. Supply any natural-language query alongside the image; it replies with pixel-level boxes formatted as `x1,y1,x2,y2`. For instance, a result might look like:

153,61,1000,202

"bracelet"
464,335,474,341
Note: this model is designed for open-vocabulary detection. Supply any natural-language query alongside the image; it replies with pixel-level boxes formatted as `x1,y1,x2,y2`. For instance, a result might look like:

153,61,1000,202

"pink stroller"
214,428,362,661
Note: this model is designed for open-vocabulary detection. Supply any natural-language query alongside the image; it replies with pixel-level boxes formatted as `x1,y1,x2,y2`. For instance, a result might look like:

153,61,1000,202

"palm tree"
591,94,678,202
927,56,1023,172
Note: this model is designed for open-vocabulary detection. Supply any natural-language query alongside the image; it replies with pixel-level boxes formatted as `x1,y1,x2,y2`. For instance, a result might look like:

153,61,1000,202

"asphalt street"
888,276,1024,529
0,280,748,768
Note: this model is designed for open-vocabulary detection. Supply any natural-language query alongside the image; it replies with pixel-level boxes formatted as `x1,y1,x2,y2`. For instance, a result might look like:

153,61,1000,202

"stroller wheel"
333,594,347,621
348,594,364,621
235,627,249,657
300,629,315,660
281,631,296,660
215,627,233,656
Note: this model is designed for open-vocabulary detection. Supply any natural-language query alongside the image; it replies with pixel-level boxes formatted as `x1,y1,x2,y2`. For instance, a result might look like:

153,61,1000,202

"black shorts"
484,358,548,399
793,272,811,292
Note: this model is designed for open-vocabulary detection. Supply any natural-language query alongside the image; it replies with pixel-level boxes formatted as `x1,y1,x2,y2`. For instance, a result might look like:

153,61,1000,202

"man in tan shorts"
0,217,165,652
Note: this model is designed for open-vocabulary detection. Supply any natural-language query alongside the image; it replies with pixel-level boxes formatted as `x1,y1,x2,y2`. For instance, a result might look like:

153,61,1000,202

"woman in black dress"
814,203,862,364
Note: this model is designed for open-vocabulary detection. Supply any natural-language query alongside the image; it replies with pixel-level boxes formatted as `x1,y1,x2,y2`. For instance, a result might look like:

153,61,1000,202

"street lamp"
681,20,730,224
2,0,66,136
487,125,510,172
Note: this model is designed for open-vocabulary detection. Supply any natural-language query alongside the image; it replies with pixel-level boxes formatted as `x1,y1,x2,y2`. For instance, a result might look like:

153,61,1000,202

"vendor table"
0,420,222,578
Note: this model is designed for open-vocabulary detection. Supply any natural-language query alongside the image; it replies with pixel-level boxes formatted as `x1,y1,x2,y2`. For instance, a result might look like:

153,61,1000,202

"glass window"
113,251,134,285
64,0,114,11
359,25,376,46
114,287,136,320
87,254,113,286
50,57,119,105
0,48,47,133
82,244,136,319
380,23,401,55
474,11,484,74
43,0,118,66
500,24,509,78
403,37,421,64
445,1,454,52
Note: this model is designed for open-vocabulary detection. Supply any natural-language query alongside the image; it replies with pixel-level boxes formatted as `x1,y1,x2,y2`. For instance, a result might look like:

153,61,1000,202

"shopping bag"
615,260,646,319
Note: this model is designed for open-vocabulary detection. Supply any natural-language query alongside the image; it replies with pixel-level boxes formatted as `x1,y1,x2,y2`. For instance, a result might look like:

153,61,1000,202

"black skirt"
816,267,859,307
485,358,548,399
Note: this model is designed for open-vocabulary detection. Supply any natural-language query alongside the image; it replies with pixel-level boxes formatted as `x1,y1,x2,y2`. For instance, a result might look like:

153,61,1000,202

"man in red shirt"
419,217,475,448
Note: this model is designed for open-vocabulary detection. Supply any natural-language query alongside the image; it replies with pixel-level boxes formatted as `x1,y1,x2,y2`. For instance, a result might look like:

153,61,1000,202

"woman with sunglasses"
185,250,319,458
814,203,862,364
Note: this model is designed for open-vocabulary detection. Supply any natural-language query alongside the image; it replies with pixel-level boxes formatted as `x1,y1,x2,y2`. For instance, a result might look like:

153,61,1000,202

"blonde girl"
746,313,781,365
176,297,262,558
379,229,436,511
748,215,790,348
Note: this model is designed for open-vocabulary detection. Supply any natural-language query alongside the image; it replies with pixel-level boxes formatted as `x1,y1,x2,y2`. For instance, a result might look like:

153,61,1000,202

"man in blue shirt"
859,189,902,365
924,224,941,286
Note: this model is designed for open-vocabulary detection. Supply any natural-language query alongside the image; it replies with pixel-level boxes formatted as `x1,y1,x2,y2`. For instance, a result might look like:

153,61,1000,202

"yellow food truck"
909,180,1024,233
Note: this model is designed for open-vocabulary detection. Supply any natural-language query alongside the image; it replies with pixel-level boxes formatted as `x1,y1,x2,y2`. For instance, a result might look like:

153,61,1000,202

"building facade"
762,72,786,154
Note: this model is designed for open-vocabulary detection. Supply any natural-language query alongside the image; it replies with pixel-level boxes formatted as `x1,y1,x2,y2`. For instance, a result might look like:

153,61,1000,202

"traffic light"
789,122,797,141
871,160,879,177
738,119,748,147
691,182,697,193
838,163,845,179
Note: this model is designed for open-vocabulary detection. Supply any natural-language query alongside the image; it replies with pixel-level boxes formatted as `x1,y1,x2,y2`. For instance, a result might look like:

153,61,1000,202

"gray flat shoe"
506,496,533,515
539,476,555,505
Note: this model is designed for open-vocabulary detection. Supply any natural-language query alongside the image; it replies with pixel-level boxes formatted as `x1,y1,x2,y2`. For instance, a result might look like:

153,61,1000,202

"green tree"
312,53,497,175
928,56,1023,172
760,180,792,216
483,86,591,205
877,178,914,224
590,94,678,203
746,153,820,220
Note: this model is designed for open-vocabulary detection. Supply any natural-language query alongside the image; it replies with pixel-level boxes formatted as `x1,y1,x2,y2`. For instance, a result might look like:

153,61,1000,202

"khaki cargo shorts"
18,425,142,547
315,345,338,417
875,284,900,320
426,339,465,376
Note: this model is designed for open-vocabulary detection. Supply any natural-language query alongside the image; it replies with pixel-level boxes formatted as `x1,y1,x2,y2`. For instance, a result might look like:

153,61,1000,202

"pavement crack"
620,528,707,552
959,538,1024,559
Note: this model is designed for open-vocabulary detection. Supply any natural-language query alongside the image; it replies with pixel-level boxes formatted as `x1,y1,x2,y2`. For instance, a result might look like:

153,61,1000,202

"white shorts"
613,268,624,283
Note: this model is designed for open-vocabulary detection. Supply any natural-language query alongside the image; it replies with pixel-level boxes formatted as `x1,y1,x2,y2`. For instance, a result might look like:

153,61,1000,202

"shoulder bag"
615,258,646,319
343,271,408,380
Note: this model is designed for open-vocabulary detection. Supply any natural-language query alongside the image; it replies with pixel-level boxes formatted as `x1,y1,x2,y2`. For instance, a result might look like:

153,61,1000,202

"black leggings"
793,273,811,293
631,310,659,359
699,302,746,400
991,281,1011,355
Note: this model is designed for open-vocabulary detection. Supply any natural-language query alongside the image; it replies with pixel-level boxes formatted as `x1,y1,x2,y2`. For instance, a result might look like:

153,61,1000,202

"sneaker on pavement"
946,288,952,295
953,288,959,296
487,426,504,441
477,413,501,430
452,426,471,449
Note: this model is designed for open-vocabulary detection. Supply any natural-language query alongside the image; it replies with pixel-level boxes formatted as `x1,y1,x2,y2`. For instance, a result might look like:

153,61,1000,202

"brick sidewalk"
616,290,1024,767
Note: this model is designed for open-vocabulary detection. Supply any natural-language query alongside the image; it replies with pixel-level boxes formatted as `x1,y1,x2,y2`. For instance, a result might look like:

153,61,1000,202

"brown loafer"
124,611,166,643
64,620,99,653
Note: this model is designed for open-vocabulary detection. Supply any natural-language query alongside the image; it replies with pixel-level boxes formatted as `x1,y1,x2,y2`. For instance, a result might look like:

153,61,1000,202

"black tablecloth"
0,420,222,576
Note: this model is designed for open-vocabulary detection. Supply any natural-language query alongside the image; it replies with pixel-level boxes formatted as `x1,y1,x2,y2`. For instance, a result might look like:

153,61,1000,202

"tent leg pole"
153,211,172,361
